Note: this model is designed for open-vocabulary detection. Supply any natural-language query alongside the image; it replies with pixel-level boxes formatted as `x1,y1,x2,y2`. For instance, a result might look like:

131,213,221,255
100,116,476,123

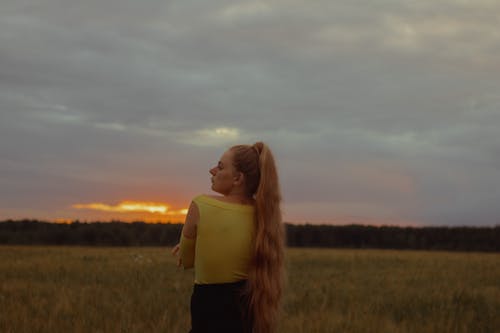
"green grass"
0,246,498,332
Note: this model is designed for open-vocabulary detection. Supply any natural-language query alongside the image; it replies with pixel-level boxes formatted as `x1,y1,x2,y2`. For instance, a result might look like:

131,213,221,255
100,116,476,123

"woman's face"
209,150,238,195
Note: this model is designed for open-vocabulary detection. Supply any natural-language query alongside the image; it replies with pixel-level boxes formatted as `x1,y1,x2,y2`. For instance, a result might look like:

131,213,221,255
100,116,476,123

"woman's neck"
223,193,254,205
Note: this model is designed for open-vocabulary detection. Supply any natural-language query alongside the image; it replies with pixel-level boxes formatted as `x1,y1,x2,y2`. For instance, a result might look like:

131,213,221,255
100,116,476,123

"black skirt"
189,280,252,333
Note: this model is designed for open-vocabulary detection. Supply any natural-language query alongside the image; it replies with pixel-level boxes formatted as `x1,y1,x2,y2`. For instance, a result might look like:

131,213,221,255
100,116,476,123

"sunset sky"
1,0,499,226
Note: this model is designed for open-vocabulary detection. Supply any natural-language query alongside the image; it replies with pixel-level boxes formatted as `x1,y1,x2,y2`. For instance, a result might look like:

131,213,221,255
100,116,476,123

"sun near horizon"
68,200,189,223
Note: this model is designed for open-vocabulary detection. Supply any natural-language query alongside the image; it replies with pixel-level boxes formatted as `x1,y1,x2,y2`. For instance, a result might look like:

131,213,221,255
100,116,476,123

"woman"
172,142,285,333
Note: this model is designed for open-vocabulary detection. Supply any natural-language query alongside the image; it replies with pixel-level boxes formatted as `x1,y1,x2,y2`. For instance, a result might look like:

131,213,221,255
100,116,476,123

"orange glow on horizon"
72,200,188,221
54,218,73,224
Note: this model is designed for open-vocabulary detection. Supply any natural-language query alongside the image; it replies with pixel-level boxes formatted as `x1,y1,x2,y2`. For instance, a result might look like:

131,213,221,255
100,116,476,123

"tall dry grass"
0,246,498,332
281,248,499,333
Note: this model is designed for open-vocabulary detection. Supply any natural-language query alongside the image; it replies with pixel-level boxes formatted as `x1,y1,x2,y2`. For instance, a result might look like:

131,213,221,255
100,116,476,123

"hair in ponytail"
231,142,285,333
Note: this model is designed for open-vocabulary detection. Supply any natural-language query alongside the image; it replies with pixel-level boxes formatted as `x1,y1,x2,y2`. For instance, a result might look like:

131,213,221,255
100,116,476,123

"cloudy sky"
1,0,499,226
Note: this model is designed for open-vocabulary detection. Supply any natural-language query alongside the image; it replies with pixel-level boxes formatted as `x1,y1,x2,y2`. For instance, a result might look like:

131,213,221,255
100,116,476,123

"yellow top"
179,194,255,284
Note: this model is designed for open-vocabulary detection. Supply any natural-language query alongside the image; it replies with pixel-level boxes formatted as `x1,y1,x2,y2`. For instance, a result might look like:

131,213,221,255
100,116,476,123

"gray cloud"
1,0,499,225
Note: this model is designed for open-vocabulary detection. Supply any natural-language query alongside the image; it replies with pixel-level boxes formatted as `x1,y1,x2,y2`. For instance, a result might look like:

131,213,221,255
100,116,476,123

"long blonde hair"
231,142,285,333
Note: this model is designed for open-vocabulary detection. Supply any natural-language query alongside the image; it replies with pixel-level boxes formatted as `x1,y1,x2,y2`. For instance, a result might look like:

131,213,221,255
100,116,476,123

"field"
0,246,499,333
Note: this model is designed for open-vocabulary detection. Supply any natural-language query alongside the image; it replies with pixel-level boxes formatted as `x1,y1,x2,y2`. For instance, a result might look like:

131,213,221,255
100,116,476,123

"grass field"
0,246,499,333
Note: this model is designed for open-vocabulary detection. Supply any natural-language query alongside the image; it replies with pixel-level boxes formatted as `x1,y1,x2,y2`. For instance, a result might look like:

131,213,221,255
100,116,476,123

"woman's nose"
209,167,216,176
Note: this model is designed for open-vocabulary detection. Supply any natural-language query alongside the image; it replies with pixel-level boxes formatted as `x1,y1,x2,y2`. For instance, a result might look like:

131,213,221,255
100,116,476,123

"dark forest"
1,220,498,252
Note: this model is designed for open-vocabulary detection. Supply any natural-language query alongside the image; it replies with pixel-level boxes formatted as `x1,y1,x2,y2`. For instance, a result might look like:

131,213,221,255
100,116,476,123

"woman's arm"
174,200,199,269
182,201,199,239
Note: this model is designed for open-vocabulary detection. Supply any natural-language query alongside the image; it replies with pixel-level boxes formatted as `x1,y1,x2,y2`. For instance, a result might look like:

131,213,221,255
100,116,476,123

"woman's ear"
233,172,245,186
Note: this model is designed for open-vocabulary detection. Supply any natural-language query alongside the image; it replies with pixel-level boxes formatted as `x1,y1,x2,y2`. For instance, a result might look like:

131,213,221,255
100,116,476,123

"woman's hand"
171,243,182,267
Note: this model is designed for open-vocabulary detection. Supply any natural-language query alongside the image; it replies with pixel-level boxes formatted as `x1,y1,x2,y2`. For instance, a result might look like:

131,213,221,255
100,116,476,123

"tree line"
0,219,499,252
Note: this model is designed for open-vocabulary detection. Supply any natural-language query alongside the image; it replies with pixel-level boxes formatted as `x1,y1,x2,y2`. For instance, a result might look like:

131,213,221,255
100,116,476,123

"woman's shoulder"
192,194,254,211
192,194,213,202
191,194,219,205
192,194,226,205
